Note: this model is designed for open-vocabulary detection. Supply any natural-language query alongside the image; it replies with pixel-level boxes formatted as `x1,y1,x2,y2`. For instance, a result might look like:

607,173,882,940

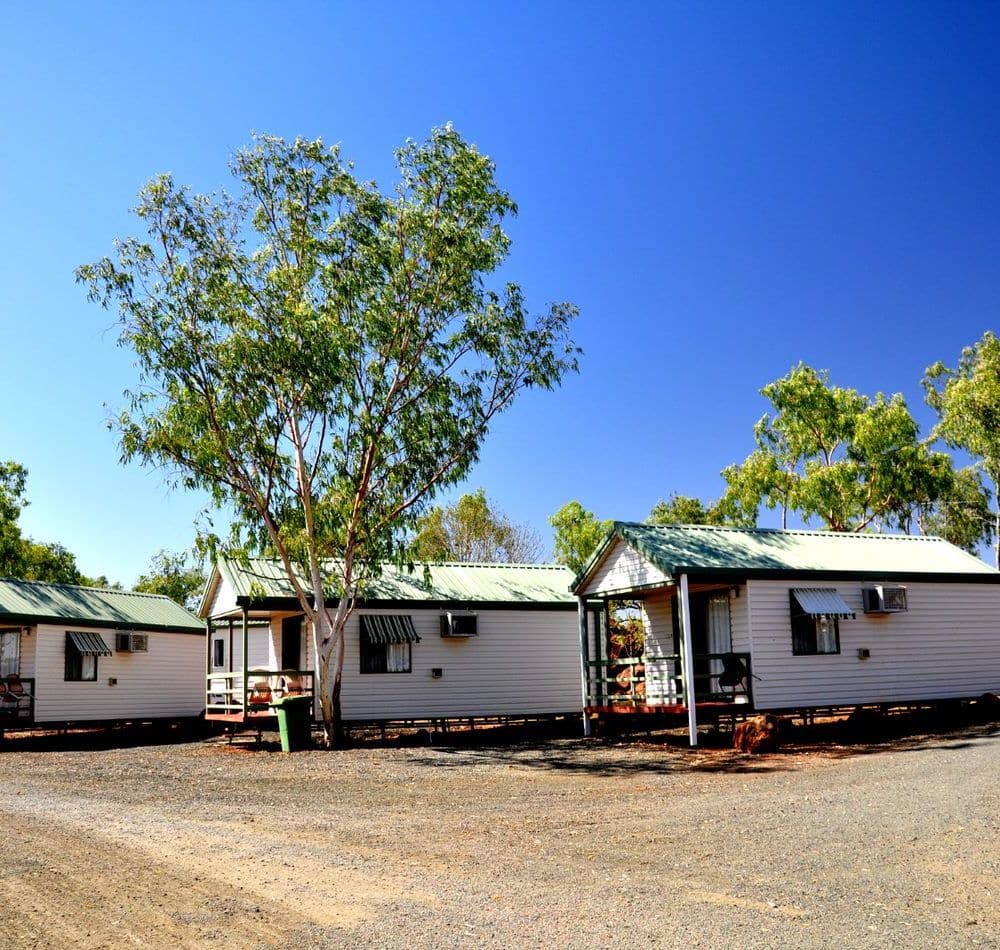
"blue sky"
1,2,999,584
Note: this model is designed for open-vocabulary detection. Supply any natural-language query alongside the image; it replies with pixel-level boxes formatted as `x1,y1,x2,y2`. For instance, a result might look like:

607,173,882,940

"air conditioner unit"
862,586,907,614
115,633,149,652
440,612,478,638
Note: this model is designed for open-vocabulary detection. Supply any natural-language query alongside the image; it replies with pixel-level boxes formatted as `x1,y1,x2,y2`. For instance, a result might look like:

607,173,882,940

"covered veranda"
204,605,315,726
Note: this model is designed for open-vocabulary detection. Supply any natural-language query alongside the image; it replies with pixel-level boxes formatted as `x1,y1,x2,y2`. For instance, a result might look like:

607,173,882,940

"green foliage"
19,541,85,585
409,488,543,563
78,127,579,744
925,331,1000,563
917,466,994,554
0,460,118,586
134,549,206,609
721,363,954,533
647,492,754,527
549,501,611,575
0,461,28,577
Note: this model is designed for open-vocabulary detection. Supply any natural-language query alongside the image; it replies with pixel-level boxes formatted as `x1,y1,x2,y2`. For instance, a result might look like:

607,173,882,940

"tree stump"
733,713,782,754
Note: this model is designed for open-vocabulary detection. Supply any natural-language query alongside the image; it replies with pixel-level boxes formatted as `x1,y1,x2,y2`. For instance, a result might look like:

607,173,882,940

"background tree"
0,461,29,576
78,128,578,745
914,466,994,554
134,549,206,610
549,500,611,575
925,331,1000,565
0,459,118,586
646,492,755,527
721,363,953,533
409,488,543,563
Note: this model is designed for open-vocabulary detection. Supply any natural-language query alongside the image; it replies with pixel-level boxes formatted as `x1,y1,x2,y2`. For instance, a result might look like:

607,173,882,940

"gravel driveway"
1,720,998,949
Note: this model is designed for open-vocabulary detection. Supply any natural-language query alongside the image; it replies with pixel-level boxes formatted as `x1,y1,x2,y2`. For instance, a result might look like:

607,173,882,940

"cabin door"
690,592,732,700
281,616,302,669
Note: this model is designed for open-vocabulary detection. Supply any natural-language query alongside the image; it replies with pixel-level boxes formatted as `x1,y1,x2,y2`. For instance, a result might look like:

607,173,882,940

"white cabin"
0,578,205,727
572,523,1000,742
200,557,581,725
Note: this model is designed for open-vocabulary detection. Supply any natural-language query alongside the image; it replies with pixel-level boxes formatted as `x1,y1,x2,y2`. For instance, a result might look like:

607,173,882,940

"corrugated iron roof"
0,577,204,631
214,557,577,609
575,522,999,591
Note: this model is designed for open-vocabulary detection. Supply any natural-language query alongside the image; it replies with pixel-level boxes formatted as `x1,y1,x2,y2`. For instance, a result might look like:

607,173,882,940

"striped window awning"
67,631,113,655
360,615,420,645
791,589,855,619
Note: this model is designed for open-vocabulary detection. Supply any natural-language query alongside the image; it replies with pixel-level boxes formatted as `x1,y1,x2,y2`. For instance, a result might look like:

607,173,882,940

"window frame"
65,636,99,681
789,593,841,657
212,637,225,668
359,621,414,675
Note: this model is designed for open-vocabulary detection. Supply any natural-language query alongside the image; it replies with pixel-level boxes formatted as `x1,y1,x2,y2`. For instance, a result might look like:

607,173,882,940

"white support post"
577,596,592,737
241,606,249,712
678,573,698,747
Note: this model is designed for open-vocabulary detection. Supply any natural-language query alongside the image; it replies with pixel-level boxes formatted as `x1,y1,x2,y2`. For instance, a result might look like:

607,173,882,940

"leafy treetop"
78,127,579,744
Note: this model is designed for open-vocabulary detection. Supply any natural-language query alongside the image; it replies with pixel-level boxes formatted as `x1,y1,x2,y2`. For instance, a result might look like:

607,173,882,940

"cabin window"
359,615,419,674
0,628,20,677
789,589,852,656
791,612,840,656
212,638,225,668
64,631,111,681
65,642,98,681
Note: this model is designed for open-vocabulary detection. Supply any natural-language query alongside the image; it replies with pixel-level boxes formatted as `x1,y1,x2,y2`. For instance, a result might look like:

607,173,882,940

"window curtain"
0,629,20,677
706,594,732,690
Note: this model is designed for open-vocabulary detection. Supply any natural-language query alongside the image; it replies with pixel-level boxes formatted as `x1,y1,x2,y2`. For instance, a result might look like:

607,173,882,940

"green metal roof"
213,557,577,610
0,577,205,632
575,522,999,592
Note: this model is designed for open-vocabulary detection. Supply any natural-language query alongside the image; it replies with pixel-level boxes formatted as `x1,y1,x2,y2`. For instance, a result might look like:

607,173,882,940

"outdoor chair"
246,681,273,711
5,674,31,702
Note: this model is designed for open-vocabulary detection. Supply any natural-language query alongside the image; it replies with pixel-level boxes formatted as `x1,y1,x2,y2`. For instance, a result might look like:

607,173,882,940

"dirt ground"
2,713,999,949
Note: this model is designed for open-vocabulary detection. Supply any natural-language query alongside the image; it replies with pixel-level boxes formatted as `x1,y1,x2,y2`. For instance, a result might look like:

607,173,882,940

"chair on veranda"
2,674,30,713
245,680,273,712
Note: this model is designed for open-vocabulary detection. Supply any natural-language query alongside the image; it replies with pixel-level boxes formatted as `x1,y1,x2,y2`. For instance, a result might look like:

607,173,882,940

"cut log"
733,713,782,754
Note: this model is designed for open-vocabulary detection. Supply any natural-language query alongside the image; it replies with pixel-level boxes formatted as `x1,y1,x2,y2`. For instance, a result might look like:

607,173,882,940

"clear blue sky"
2,2,999,585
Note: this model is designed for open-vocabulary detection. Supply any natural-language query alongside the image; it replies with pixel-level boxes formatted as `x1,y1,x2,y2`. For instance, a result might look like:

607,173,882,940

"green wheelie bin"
271,694,313,752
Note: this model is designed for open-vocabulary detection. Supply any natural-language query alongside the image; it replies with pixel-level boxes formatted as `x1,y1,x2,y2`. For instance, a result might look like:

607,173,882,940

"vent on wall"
862,586,907,614
440,612,478,638
115,632,149,652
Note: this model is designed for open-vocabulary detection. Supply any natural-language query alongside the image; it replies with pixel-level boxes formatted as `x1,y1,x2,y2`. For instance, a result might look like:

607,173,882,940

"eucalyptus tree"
549,500,611,575
134,549,206,610
925,331,1000,565
78,128,579,744
721,363,954,533
410,488,543,563
647,492,755,527
0,460,28,576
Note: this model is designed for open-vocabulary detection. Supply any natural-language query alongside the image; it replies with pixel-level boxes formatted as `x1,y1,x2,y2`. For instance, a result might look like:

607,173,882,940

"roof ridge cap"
623,523,946,542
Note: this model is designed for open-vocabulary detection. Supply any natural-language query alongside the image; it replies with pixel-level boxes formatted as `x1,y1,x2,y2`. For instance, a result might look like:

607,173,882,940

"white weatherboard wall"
640,586,751,705
581,538,669,595
643,593,675,704
210,623,272,675
32,625,205,723
746,580,1000,708
336,608,580,720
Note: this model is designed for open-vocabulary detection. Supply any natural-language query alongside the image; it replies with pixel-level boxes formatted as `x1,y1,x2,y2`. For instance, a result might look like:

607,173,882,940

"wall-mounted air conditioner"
440,612,478,638
862,586,907,614
115,632,149,652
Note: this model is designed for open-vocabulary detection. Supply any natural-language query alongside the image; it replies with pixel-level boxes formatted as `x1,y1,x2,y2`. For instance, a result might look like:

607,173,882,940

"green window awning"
360,615,420,645
67,631,113,656
791,589,855,620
